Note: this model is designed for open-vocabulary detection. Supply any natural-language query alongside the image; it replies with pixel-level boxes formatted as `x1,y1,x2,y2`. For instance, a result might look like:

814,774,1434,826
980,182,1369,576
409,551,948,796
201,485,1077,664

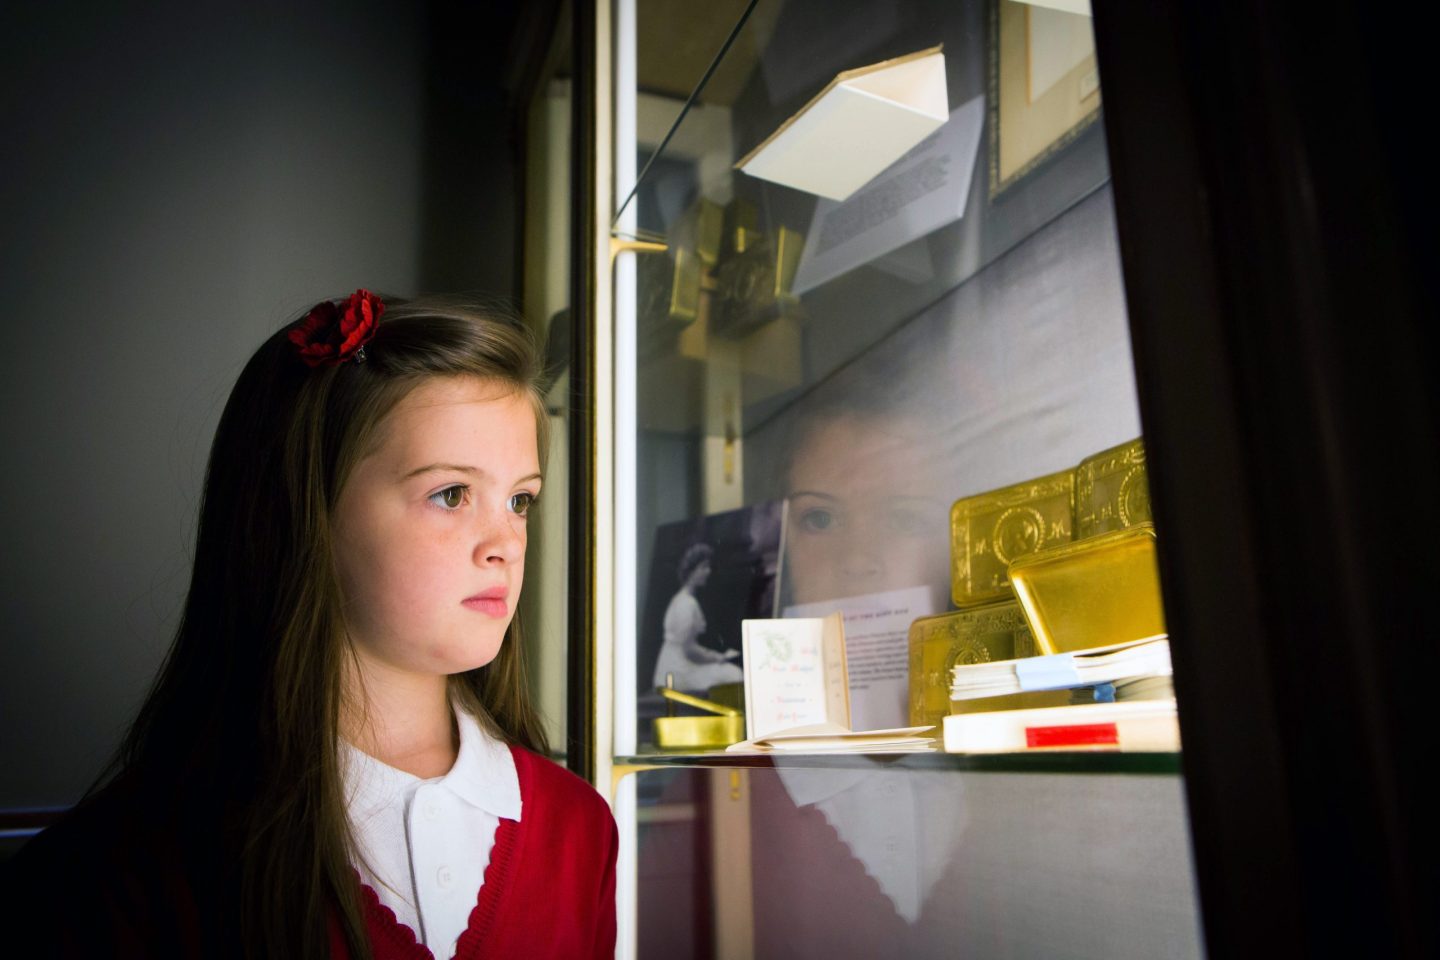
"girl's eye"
798,506,837,534
508,491,536,516
429,485,468,510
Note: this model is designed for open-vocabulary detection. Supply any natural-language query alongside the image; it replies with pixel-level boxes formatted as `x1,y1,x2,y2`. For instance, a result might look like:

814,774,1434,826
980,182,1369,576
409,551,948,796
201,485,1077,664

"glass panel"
625,0,768,225
619,0,1111,430
621,0,1158,753
520,5,575,758
633,765,1203,959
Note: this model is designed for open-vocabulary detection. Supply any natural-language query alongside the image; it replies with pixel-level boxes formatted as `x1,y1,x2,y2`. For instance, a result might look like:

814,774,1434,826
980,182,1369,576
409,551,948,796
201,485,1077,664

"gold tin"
1075,437,1152,538
950,470,1075,606
907,601,1037,729
1008,523,1166,655
653,715,746,750
714,224,805,339
705,681,745,713
693,198,723,268
653,686,746,750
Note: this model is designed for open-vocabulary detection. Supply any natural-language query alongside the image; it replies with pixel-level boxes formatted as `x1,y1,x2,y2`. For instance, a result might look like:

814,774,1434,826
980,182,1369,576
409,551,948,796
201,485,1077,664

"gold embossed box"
1008,523,1167,654
907,601,1036,728
950,470,1074,606
1075,437,1152,538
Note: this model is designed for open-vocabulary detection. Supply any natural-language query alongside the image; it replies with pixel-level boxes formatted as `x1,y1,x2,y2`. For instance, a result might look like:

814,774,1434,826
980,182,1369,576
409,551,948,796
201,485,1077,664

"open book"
738,613,934,752
742,612,850,740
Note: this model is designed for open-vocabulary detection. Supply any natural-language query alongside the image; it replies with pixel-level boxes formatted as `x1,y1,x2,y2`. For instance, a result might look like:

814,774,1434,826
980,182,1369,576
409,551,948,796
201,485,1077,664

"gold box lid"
1074,437,1152,539
1008,523,1166,655
907,601,1036,728
653,684,746,750
950,470,1074,606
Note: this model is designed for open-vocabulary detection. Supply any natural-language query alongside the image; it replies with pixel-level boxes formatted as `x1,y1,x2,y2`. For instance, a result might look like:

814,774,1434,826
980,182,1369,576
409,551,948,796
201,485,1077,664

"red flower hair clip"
288,289,384,367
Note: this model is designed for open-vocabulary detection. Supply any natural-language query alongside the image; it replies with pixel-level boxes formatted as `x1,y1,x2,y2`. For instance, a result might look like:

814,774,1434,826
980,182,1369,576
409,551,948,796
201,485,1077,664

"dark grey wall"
0,1,519,808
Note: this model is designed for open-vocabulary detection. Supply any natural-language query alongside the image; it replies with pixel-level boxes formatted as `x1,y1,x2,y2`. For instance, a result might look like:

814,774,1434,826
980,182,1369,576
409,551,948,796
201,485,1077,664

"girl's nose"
837,513,885,580
473,507,525,566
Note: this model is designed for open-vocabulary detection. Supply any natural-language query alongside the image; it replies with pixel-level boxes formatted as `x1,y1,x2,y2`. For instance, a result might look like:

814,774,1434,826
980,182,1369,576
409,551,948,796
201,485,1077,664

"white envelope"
735,46,948,201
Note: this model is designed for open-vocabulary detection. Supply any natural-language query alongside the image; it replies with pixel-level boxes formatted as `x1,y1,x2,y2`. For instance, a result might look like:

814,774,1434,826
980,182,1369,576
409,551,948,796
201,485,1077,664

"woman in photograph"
651,543,742,693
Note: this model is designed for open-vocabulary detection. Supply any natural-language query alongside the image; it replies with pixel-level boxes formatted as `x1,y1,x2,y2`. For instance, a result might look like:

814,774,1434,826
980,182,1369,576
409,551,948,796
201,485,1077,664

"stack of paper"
941,636,1178,753
950,636,1171,702
946,675,1175,716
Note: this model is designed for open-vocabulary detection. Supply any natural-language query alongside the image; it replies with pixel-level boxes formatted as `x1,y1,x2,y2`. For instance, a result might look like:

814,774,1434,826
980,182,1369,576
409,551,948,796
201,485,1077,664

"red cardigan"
332,744,617,959
1,746,616,958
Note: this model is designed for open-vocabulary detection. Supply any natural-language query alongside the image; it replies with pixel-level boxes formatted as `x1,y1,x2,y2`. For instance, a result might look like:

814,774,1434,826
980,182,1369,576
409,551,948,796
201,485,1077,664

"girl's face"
332,376,541,681
785,413,948,609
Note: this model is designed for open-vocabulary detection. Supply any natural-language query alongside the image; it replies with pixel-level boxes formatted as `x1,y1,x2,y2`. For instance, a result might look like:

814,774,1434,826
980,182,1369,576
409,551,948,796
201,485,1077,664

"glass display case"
595,1,1200,956
523,0,1437,954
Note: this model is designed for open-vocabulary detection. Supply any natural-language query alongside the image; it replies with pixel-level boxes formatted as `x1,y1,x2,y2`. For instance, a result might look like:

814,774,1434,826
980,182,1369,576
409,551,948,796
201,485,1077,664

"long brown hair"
108,293,552,958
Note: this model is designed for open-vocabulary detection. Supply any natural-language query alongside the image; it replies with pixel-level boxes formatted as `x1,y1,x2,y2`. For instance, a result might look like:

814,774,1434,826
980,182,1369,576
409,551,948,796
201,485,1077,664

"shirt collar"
445,706,522,820
341,705,522,822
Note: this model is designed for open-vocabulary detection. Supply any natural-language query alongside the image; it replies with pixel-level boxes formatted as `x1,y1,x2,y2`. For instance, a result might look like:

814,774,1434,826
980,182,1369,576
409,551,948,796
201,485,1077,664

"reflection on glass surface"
621,0,1112,431
623,0,1150,746
756,186,1140,615
634,765,1202,959
615,2,1191,951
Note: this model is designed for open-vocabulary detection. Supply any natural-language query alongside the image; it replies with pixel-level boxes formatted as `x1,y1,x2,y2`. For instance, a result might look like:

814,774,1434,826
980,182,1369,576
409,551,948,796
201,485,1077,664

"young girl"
1,292,616,958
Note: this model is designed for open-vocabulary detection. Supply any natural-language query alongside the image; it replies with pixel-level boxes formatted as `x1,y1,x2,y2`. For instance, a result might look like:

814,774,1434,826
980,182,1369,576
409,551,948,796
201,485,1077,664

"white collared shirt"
341,708,522,957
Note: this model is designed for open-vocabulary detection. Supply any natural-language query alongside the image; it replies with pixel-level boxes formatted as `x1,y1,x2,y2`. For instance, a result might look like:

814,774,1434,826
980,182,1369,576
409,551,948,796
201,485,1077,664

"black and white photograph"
637,501,784,739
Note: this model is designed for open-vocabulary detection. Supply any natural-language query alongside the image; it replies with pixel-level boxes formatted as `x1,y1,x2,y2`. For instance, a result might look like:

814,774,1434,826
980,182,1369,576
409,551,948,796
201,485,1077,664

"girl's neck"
342,658,458,779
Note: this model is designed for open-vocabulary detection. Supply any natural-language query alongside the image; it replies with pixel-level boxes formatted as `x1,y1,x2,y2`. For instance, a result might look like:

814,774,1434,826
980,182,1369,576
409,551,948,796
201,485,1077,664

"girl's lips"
463,595,509,618
462,590,508,617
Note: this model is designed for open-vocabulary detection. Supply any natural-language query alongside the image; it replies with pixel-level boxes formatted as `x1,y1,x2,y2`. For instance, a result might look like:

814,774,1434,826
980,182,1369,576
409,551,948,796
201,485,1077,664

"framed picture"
988,0,1103,197
637,501,784,742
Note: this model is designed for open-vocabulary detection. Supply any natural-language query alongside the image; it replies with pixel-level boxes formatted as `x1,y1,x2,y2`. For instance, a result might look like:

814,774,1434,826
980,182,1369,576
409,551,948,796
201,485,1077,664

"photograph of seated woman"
0,293,617,958
651,543,744,693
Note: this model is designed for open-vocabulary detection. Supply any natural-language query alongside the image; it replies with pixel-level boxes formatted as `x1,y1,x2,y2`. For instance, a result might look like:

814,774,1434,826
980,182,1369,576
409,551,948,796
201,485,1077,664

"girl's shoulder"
506,745,615,829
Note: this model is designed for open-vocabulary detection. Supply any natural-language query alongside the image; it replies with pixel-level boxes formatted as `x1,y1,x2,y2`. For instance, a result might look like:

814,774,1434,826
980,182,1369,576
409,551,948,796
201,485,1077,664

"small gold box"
653,715,746,750
653,685,746,750
950,470,1074,606
908,601,1037,729
1008,523,1166,655
713,224,805,339
1075,437,1152,538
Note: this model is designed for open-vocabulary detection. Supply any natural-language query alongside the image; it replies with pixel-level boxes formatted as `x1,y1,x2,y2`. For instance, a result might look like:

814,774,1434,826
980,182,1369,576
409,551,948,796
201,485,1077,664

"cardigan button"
436,865,454,890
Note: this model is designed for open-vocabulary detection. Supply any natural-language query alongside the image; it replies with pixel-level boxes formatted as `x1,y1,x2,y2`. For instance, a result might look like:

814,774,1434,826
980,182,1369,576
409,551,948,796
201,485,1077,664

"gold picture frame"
988,0,1103,197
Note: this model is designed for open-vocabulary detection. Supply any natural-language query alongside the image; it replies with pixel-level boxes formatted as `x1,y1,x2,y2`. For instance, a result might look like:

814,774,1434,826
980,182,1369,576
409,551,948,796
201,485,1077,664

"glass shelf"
618,748,1182,774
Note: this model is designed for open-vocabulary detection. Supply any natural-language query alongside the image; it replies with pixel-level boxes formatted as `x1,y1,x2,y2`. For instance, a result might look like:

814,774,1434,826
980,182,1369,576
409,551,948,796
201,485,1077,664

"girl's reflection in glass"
784,408,950,613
